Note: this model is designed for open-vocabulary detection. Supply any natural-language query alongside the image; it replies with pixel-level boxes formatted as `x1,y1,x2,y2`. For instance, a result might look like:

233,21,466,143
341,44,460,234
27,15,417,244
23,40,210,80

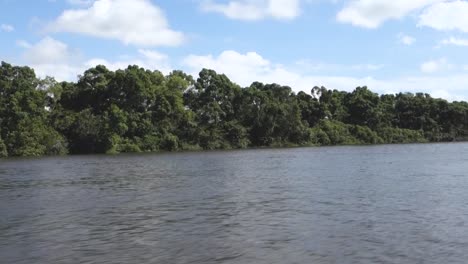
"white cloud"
398,33,416,45
86,49,172,75
419,0,468,32
337,0,442,28
32,64,86,82
351,64,384,71
420,58,452,73
23,37,74,65
67,0,94,5
19,37,84,81
183,50,273,84
17,37,171,81
183,51,386,89
421,60,439,73
441,37,468,46
183,50,468,101
13,38,468,101
16,40,31,48
201,0,301,21
48,0,184,47
295,60,383,72
1,24,14,32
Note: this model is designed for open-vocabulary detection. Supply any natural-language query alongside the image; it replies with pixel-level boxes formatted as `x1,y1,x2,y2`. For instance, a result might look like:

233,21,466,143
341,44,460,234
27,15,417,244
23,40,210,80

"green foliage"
160,133,179,151
310,120,359,146
349,125,383,145
139,134,161,152
376,127,427,144
0,137,8,158
345,86,380,128
116,139,142,154
1,61,468,157
0,62,67,157
224,120,250,149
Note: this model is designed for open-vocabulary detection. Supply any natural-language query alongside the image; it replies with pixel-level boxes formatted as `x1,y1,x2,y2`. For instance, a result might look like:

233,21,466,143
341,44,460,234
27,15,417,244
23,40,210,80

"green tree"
2,61,468,157
0,62,67,157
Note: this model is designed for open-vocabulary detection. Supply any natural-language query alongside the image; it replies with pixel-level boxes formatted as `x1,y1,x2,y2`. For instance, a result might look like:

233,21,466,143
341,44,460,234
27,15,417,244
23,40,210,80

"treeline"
1,61,468,157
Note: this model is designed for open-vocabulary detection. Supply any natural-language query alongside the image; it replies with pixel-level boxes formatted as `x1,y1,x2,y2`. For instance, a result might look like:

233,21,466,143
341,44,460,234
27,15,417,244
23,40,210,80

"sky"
1,0,468,101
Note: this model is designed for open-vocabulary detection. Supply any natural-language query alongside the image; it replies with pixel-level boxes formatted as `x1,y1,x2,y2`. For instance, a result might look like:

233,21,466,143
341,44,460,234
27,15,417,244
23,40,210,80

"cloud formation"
398,34,416,45
18,37,172,81
66,0,94,5
1,24,14,32
337,0,442,28
184,50,468,101
201,0,301,21
85,49,172,75
19,37,83,81
48,0,184,47
441,37,468,46
420,58,453,73
14,41,468,101
419,0,468,32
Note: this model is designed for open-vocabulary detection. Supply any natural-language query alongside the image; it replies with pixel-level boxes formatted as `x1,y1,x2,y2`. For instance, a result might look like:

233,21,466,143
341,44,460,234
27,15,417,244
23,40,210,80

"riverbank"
2,62,468,158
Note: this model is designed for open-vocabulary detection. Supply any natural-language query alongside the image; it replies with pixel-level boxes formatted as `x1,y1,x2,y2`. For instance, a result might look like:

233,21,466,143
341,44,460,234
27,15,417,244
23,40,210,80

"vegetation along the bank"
1,61,467,157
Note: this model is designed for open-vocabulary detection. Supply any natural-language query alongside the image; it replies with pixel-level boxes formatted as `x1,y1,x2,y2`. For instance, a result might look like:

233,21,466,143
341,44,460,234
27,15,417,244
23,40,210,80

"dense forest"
1,61,468,157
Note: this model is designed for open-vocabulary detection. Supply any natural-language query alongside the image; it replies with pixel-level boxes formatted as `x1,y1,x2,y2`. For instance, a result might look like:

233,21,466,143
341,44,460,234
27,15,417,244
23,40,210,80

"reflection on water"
2,143,468,263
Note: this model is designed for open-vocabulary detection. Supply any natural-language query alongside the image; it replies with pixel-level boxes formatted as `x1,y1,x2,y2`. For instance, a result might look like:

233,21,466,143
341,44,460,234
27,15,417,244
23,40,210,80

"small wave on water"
1,143,468,263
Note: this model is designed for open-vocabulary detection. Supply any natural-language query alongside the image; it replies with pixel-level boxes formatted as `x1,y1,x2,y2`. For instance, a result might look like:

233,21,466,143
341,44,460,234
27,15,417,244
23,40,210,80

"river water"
1,143,468,264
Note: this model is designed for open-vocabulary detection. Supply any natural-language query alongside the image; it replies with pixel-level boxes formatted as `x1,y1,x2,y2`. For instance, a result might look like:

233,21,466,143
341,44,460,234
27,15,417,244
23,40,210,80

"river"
1,143,468,263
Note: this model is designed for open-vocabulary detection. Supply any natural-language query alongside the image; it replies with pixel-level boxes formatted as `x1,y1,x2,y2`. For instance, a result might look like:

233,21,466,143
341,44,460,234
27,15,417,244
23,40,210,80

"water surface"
2,143,468,264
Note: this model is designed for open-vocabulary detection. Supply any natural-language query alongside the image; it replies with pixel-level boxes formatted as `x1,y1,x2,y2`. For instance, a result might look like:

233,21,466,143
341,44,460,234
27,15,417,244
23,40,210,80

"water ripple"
1,143,468,263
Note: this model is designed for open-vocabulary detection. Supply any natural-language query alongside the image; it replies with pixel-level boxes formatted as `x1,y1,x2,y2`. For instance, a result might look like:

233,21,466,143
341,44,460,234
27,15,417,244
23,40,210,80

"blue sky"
1,0,468,101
